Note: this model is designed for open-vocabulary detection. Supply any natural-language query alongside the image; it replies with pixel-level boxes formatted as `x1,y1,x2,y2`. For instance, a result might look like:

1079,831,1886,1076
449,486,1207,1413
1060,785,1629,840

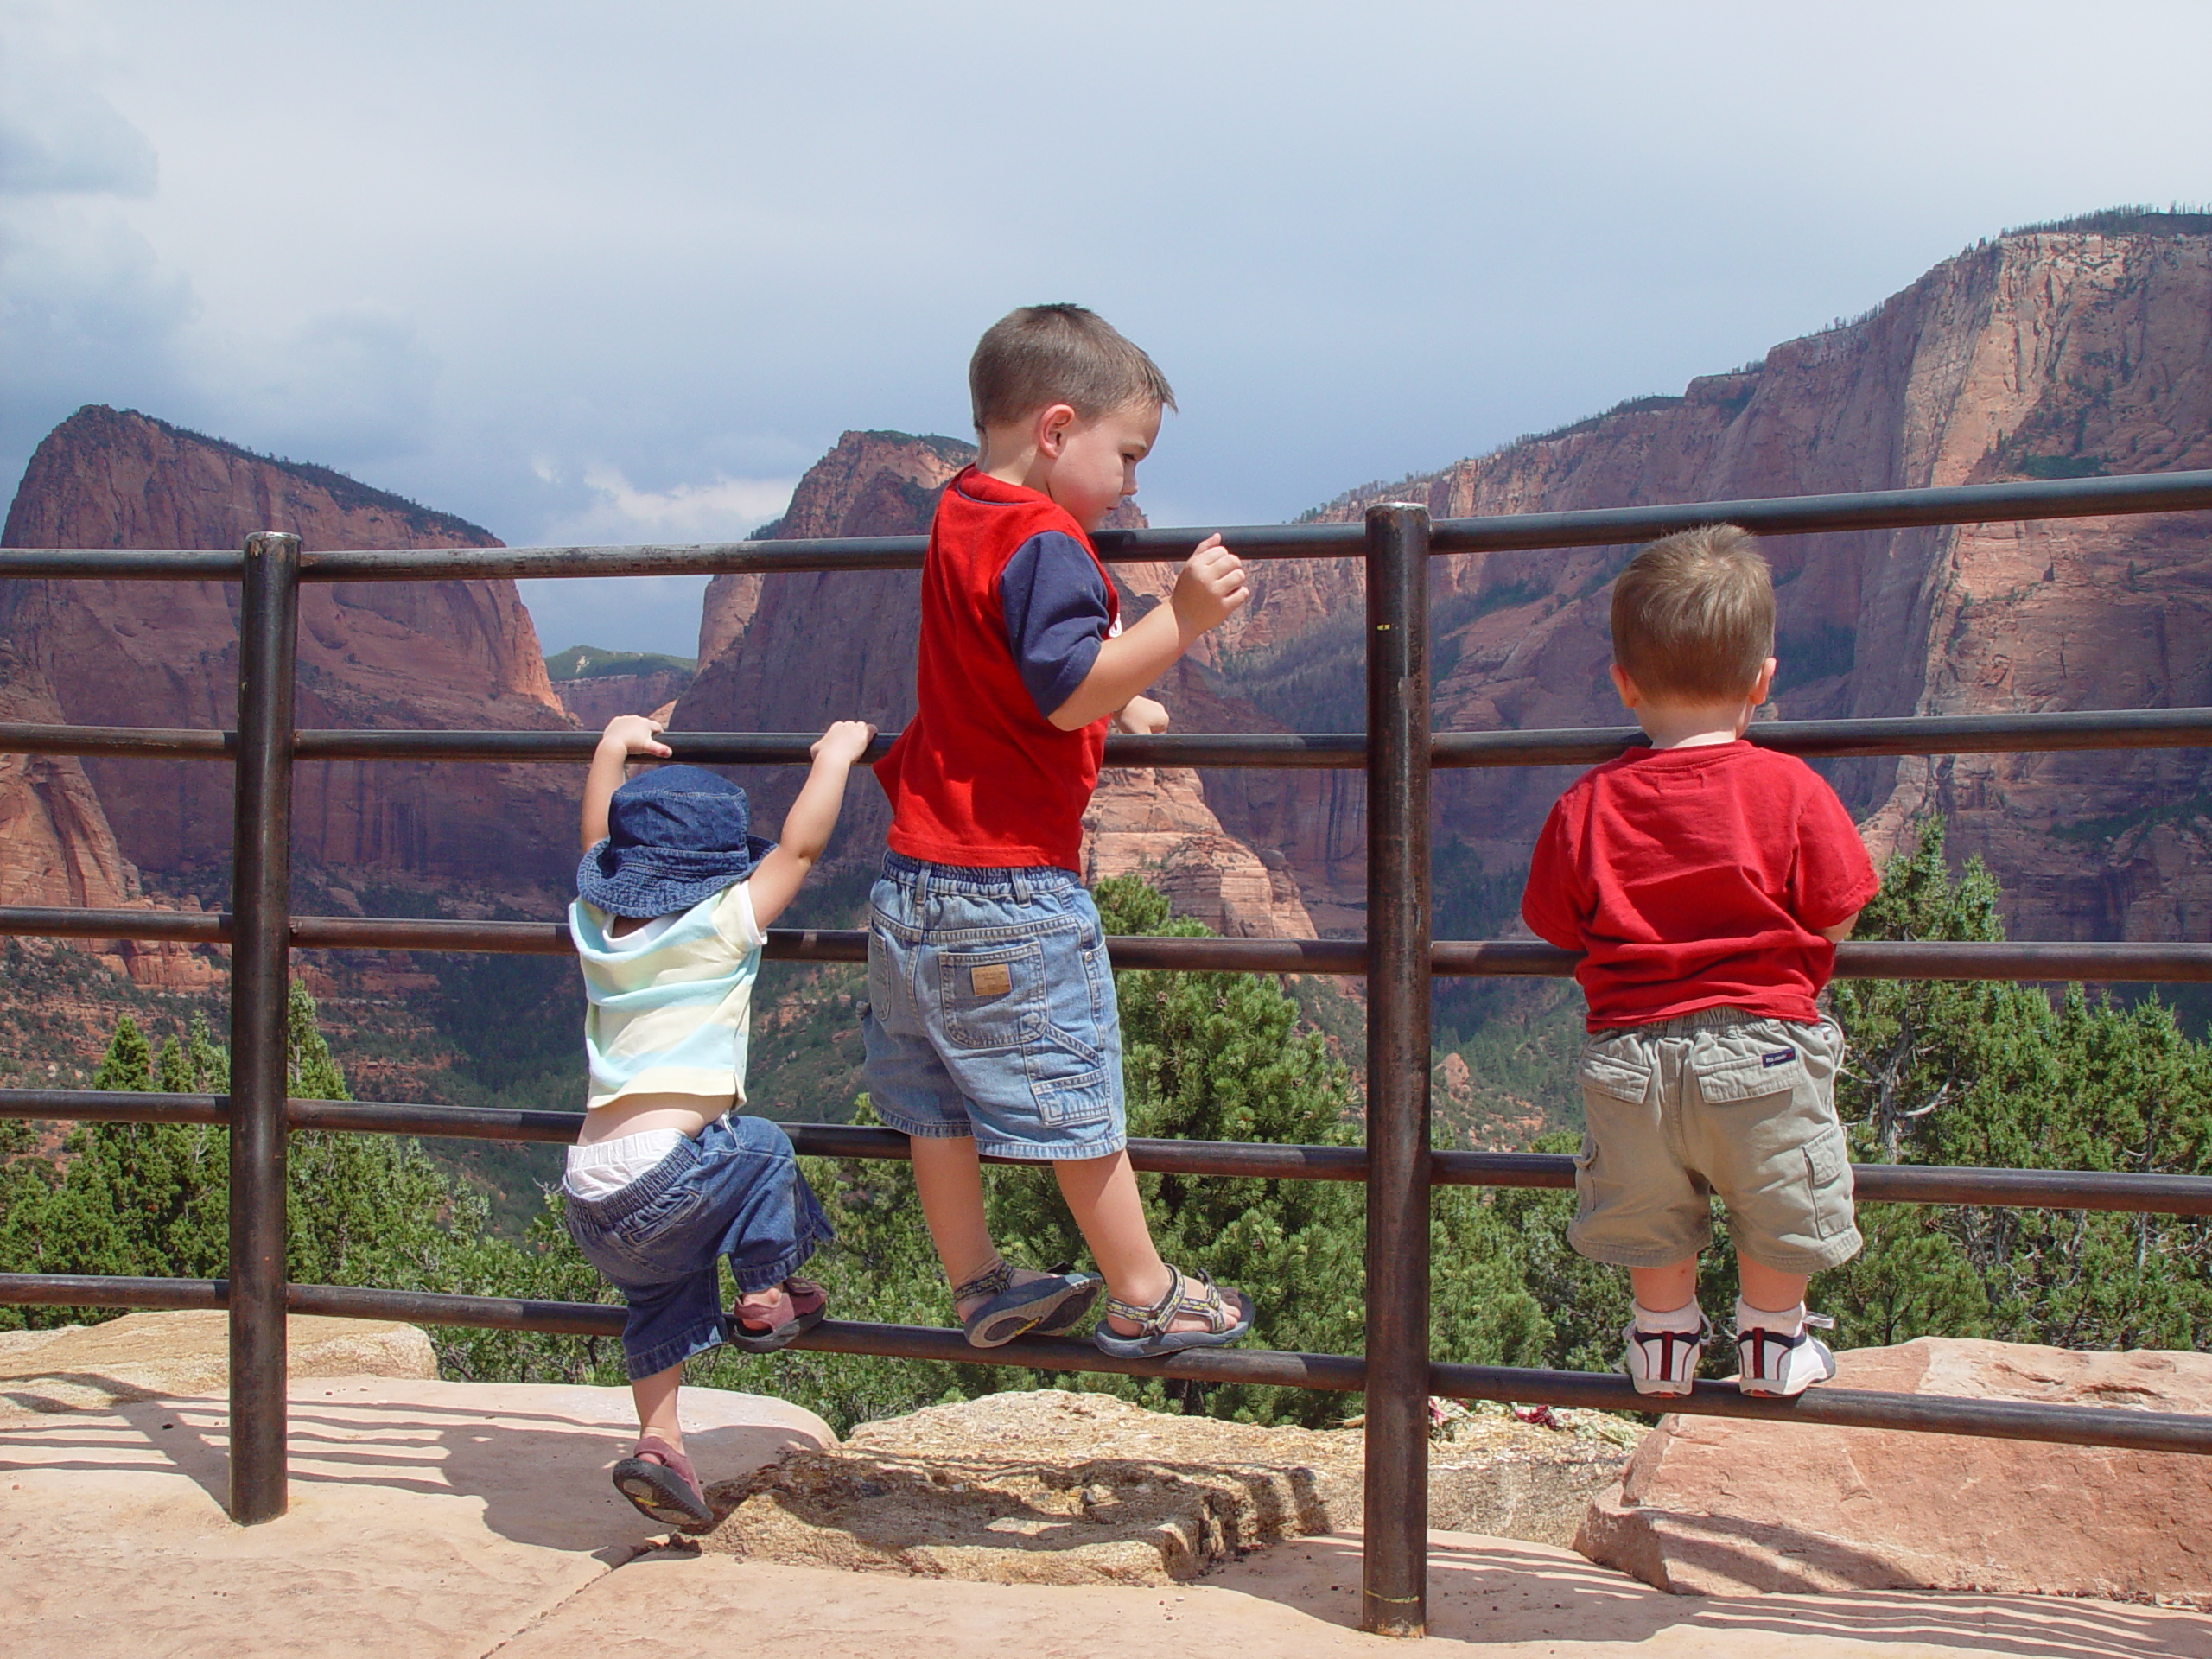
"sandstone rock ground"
0,1308,437,1421
1576,1337,2212,1605
3,1372,2206,1656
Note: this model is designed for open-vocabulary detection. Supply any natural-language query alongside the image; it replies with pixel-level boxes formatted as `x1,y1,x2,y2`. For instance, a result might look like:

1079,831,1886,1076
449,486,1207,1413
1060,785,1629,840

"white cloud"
543,467,798,547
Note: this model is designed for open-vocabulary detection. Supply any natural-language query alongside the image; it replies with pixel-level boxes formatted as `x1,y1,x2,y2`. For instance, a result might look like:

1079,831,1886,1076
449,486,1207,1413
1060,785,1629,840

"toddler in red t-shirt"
1521,525,1879,1398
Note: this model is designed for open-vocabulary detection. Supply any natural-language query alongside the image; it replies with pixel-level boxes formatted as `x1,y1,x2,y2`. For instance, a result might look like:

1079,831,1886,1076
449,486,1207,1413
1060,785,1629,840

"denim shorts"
863,854,1126,1160
563,1113,832,1379
1567,1009,1861,1274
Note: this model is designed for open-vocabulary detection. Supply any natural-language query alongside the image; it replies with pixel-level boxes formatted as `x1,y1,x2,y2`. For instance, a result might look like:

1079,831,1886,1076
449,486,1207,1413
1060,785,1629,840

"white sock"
1737,1297,1807,1337
1632,1298,1704,1333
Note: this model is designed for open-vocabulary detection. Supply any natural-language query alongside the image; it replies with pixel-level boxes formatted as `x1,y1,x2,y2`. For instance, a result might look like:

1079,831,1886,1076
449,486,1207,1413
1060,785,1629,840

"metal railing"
3,464,2211,1639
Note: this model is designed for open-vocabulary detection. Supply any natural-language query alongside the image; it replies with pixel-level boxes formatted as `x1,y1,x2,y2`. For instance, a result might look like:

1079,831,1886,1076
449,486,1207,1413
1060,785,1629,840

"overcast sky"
6,0,2209,655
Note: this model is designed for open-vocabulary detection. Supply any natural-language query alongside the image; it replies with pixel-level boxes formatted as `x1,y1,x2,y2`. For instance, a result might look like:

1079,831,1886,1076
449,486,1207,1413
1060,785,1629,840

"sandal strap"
950,1257,1012,1304
1100,1266,1237,1338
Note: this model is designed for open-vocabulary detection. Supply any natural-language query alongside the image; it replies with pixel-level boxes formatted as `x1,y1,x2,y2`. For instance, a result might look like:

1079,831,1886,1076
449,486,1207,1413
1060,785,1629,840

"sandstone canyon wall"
1228,227,2212,942
1,407,576,903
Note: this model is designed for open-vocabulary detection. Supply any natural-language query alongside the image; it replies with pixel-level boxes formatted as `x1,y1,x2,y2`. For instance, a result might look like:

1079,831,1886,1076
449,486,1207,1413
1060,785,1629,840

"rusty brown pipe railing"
8,703,2212,771
6,1090,2209,1217
3,1274,2209,1460
8,464,2205,582
8,904,2212,983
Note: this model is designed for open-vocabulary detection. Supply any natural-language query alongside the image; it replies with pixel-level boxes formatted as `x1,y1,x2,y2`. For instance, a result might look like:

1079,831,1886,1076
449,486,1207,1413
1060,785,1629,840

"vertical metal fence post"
228,530,300,1524
1361,503,1433,1637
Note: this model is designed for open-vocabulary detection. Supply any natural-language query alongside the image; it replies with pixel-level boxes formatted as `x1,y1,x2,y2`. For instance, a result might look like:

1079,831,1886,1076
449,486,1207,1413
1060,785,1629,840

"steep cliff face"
1228,229,2212,940
0,639,221,988
2,406,575,898
673,430,1313,933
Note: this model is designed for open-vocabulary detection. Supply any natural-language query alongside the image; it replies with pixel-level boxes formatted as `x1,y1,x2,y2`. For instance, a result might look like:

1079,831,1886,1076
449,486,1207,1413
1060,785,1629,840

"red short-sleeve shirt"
1520,741,1880,1031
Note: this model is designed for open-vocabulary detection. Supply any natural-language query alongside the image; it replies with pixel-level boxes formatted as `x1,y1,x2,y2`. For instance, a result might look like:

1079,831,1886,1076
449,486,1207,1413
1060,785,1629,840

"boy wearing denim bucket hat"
866,305,1256,1357
565,711,874,1529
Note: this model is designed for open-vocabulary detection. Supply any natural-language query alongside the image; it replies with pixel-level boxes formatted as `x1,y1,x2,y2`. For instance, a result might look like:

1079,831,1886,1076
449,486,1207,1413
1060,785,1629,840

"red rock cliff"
2,406,575,899
1234,228,2212,941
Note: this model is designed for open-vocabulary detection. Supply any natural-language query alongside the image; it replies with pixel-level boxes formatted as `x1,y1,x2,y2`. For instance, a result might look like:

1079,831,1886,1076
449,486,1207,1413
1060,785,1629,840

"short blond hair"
969,304,1176,431
1610,524,1775,702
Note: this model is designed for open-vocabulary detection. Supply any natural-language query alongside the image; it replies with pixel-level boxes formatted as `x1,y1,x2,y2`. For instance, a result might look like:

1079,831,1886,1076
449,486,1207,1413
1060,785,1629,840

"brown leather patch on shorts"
969,963,1013,997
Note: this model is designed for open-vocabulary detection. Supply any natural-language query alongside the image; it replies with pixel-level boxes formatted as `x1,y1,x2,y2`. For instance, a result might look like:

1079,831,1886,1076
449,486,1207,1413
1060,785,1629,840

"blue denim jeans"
863,854,1126,1160
563,1114,832,1379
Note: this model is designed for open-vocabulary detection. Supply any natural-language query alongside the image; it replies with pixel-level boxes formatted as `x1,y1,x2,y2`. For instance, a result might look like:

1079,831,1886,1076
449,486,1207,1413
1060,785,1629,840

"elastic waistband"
1599,1007,1824,1039
880,850,1079,893
563,1122,712,1224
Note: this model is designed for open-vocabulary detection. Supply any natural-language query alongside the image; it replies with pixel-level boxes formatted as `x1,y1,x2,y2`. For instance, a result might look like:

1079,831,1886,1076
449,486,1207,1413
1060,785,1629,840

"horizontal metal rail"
7,1090,2209,1217
11,905,2212,983
10,704,2212,772
2,1272,2205,1456
3,469,2206,584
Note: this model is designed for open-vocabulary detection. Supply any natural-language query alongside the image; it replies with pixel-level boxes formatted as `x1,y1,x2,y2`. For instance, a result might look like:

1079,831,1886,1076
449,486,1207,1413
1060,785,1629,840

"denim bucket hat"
576,764,776,918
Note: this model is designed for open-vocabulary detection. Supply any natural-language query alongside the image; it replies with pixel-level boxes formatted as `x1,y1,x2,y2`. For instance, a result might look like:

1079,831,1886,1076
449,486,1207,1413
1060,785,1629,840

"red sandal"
727,1274,827,1351
611,1436,714,1529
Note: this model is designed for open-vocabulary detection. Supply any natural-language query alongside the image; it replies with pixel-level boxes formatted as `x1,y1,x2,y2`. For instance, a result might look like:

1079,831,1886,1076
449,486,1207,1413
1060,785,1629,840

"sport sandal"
1622,1313,1709,1396
1735,1312,1839,1397
1093,1266,1254,1359
955,1258,1104,1348
725,1275,827,1353
611,1436,714,1530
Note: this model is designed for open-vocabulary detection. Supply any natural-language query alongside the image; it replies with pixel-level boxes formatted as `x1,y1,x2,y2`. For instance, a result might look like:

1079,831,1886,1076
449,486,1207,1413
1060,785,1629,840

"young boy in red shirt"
1521,525,1879,1397
867,304,1256,1357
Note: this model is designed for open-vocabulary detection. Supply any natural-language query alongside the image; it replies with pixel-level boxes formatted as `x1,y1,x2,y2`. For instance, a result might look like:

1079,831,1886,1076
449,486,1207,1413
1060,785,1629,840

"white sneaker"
1622,1315,1708,1395
1734,1313,1839,1397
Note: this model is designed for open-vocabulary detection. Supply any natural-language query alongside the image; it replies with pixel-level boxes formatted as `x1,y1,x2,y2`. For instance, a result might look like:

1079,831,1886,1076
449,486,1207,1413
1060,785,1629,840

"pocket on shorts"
1691,1042,1808,1104
1032,1063,1114,1127
938,938,1046,1050
1579,1050,1652,1106
1570,1131,1599,1221
1802,1123,1856,1238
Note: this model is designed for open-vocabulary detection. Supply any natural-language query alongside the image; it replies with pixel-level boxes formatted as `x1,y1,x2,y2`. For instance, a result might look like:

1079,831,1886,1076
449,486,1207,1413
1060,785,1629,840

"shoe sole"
967,1277,1103,1348
612,1459,714,1529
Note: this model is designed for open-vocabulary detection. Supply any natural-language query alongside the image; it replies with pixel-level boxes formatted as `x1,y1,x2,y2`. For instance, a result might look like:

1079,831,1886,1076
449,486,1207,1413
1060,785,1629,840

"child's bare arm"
582,715,672,849
1816,911,1861,944
1048,537,1248,731
746,721,876,929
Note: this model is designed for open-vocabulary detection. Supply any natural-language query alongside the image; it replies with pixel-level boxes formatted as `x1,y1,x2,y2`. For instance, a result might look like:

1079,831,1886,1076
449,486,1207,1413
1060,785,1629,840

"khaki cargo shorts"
1567,1008,1862,1274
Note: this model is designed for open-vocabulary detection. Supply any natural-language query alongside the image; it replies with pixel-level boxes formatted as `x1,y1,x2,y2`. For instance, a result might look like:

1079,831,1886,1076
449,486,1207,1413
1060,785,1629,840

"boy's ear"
1034,402,1080,458
1751,657,1777,705
1608,660,1640,711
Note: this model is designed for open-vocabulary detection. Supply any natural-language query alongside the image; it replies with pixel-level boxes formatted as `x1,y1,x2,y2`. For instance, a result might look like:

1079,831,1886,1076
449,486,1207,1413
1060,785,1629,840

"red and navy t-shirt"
1520,741,1880,1030
875,467,1118,871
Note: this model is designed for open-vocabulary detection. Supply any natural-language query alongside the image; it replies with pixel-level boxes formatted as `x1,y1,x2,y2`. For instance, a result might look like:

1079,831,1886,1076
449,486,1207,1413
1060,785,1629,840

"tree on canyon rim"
0,986,505,1332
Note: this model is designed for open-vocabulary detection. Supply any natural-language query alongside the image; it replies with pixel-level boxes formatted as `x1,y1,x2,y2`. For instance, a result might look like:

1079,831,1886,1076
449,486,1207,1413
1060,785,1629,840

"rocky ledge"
696,1388,1637,1586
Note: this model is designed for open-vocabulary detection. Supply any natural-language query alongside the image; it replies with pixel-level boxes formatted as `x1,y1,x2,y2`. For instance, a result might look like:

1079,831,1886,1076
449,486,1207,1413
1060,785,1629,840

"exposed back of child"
866,303,1259,1357
1520,525,1878,1399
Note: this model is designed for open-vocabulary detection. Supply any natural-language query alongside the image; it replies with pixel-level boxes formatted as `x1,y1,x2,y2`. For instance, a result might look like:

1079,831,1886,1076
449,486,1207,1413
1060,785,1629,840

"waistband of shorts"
880,851,1080,893
563,1121,712,1224
1599,1007,1822,1039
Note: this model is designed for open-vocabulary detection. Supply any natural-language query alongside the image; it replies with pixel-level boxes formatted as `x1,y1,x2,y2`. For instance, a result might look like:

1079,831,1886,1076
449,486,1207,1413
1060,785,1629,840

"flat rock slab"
0,1376,828,1659
1578,1337,2212,1603
698,1388,1635,1585
0,1309,436,1419
500,1531,2212,1659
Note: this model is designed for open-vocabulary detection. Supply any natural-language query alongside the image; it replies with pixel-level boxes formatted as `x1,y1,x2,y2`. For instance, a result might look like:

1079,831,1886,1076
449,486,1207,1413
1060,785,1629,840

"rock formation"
1224,225,2212,940
0,637,221,988
1575,1337,2212,1604
1,406,576,901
